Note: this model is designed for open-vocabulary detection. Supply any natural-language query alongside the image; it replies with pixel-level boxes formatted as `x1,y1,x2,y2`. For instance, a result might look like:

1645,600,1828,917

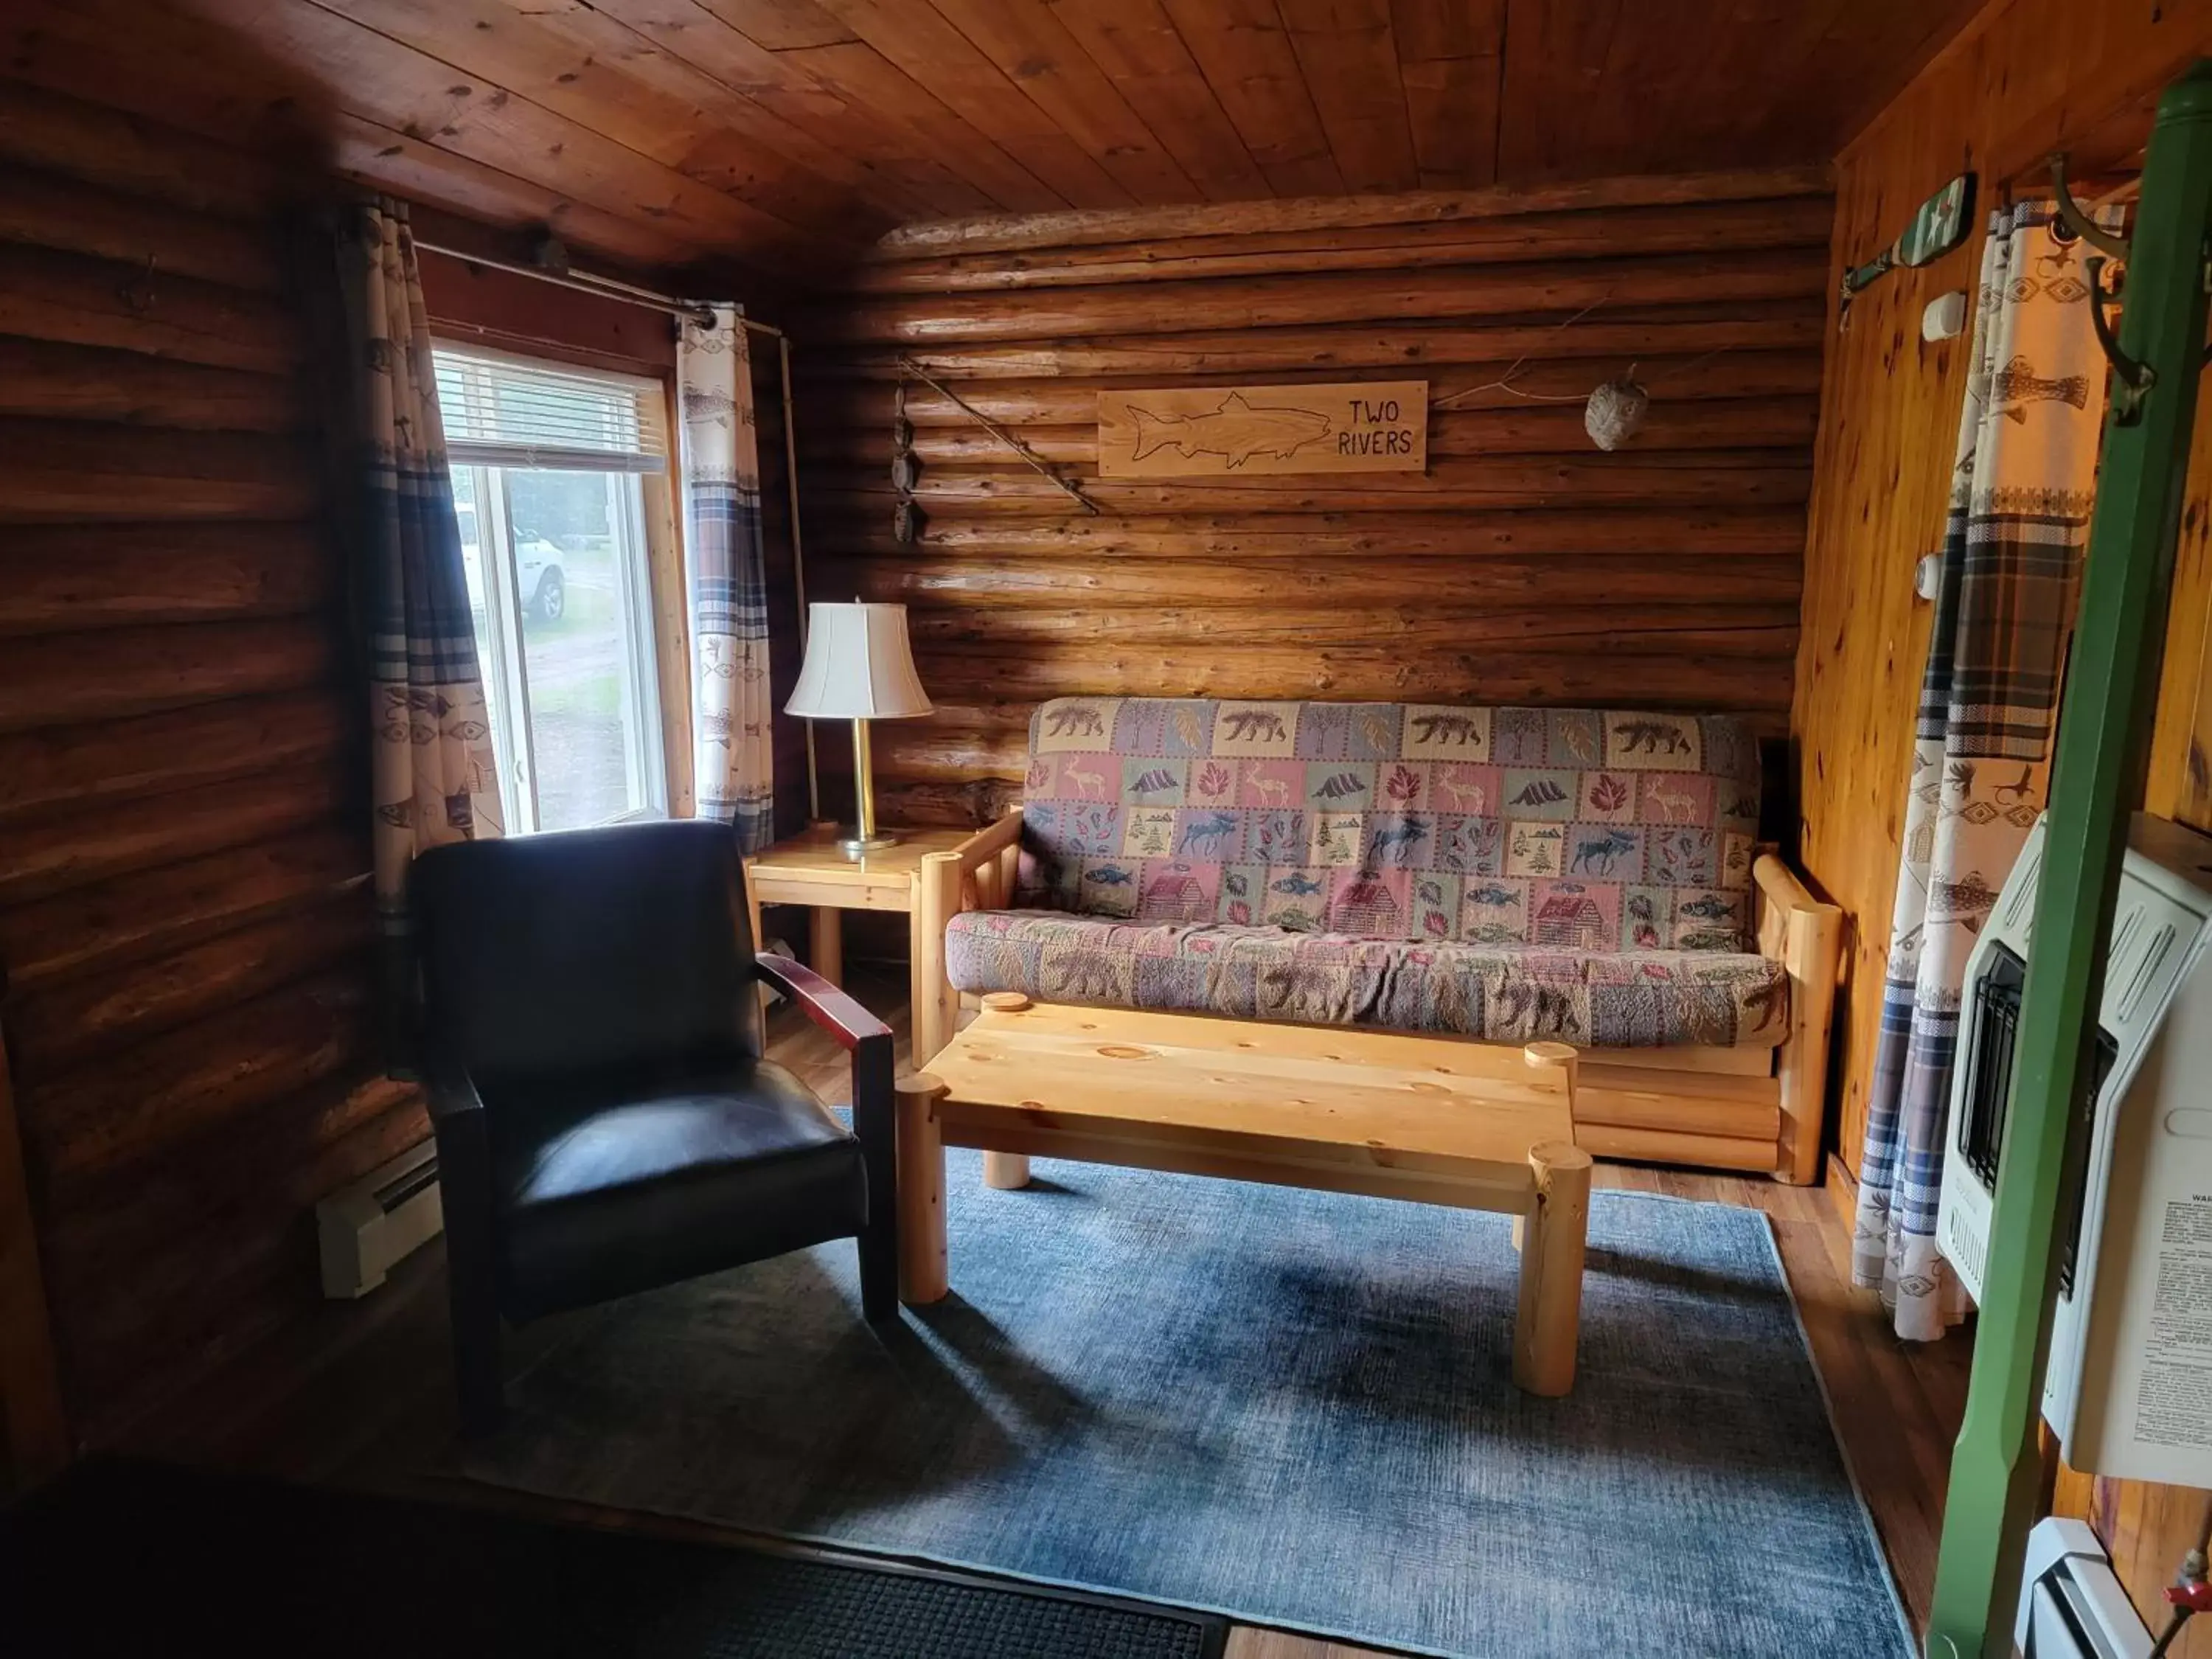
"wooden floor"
121,969,1970,1657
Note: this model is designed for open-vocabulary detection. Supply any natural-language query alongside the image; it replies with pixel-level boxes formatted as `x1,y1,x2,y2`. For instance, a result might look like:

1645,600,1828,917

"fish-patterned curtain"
333,199,503,1068
679,305,775,852
1851,202,2115,1340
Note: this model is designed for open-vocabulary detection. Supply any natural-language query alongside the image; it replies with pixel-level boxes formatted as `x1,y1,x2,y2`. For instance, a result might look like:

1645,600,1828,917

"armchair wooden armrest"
754,951,898,1316
756,951,894,1051
422,1060,501,1433
1752,854,1844,1186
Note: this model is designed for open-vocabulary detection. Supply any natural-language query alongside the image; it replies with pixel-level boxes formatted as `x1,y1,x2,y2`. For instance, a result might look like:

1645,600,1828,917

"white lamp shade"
785,602,933,720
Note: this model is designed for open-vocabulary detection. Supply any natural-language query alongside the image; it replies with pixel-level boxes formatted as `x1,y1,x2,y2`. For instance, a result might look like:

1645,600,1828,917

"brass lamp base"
839,716,895,860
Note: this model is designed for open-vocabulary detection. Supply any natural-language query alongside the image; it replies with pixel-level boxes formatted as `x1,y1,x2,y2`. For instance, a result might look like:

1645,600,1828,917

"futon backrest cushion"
1016,698,1761,952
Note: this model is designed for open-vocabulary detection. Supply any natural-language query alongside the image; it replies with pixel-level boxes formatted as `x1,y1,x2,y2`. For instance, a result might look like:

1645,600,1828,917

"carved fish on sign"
1129,392,1331,469
1099,380,1428,478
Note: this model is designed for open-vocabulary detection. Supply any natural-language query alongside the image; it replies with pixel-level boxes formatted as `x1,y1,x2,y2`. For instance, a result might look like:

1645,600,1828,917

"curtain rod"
410,237,787,338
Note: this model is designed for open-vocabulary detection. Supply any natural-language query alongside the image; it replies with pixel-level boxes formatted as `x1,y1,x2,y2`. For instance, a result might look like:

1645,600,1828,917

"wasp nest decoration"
1584,374,1650,451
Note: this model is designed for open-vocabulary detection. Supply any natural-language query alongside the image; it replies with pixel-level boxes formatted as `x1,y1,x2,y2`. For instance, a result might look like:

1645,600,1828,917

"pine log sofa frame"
908,813,1843,1186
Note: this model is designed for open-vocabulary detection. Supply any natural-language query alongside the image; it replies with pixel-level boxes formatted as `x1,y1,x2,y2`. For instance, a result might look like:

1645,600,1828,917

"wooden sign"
1097,380,1428,477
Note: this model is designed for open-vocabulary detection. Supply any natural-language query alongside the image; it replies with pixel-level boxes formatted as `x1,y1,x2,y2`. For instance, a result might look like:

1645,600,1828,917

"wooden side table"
743,815,1022,1074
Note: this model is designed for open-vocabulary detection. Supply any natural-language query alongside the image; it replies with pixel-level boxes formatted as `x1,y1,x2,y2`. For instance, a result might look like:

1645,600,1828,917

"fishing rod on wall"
408,229,823,821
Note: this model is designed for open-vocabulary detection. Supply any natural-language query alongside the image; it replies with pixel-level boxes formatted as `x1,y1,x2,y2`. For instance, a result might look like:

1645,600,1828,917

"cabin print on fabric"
1015,698,1759,950
1097,381,1429,476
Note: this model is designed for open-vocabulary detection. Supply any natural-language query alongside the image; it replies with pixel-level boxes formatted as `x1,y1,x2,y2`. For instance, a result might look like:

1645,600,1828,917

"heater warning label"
2135,1196,2212,1451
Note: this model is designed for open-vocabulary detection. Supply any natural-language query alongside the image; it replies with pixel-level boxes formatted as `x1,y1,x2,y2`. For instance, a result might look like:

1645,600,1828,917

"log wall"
791,170,1834,830
0,79,407,1445
1795,2,2212,1650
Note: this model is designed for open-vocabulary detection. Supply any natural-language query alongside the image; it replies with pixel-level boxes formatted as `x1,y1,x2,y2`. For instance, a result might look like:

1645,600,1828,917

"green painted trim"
1925,60,2212,1659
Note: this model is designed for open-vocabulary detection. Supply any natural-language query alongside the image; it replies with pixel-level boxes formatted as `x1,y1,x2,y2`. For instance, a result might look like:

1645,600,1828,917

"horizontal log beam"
817,248,1828,345
0,618,337,734
0,338,309,432
807,350,1823,427
871,726,1031,785
905,605,1801,653
47,1067,417,1276
0,419,318,522
823,453,1812,515
821,396,1820,468
0,521,334,633
908,643,1793,709
23,972,375,1184
874,777,1025,829
0,77,282,222
807,301,1824,379
869,165,1835,258
820,507,1809,560
0,242,303,373
6,896,373,1077
846,195,1837,293
0,830,368,992
0,692,349,823
813,552,1805,609
0,164,285,293
0,762,352,908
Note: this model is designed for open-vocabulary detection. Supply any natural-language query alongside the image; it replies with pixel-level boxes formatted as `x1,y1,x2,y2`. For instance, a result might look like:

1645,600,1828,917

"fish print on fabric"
1015,698,1759,953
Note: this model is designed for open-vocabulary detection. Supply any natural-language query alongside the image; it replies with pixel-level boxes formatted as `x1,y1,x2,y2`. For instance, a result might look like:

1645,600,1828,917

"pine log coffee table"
895,994,1593,1397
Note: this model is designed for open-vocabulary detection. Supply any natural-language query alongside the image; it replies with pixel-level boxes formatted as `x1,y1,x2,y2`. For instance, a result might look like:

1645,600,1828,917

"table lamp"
785,601,933,858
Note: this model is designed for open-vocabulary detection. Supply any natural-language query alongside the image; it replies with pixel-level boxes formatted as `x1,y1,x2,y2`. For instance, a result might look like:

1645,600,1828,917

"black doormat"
2,1456,1229,1658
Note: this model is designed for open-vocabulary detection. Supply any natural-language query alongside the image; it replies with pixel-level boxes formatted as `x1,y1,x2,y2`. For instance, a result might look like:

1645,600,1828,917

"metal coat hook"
2051,153,2155,420
2086,257,2155,421
2051,152,2132,260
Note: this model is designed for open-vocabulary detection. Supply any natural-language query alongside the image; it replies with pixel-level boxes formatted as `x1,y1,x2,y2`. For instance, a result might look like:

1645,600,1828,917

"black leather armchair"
411,819,897,1435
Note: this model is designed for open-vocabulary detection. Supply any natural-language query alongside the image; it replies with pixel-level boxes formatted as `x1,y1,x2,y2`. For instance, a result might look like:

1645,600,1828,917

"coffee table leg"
894,1073,950,1304
1512,1140,1593,1397
972,994,1033,1189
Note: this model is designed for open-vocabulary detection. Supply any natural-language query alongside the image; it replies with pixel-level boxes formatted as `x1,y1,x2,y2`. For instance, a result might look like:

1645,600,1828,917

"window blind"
434,346,667,473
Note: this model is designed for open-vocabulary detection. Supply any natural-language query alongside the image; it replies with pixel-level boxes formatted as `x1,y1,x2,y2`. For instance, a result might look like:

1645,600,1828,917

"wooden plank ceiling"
5,0,1986,273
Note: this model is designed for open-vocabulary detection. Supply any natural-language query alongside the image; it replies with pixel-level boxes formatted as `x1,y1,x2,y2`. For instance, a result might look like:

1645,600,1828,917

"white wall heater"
1936,812,2212,1484
316,1138,443,1298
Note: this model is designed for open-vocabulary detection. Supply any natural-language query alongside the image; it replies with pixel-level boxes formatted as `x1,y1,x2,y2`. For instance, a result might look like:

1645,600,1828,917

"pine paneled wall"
1795,2,2212,1650
0,80,409,1443
792,171,1833,830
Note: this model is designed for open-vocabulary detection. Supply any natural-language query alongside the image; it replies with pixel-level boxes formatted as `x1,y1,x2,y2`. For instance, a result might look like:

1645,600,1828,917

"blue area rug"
464,1152,1912,1659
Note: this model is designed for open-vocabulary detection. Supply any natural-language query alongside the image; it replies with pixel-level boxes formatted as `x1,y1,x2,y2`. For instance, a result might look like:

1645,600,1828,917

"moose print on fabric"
951,693,1788,1048
1015,698,1760,952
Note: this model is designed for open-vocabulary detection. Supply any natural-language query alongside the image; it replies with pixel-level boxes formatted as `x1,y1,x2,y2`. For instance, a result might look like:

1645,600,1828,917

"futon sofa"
930,698,1840,1184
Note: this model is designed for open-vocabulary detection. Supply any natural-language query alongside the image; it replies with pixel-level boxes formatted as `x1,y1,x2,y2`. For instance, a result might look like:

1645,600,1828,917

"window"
434,345,672,835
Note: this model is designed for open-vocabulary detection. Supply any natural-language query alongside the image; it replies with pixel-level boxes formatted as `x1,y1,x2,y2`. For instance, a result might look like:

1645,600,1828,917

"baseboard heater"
316,1139,443,1298
2018,1519,2153,1658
